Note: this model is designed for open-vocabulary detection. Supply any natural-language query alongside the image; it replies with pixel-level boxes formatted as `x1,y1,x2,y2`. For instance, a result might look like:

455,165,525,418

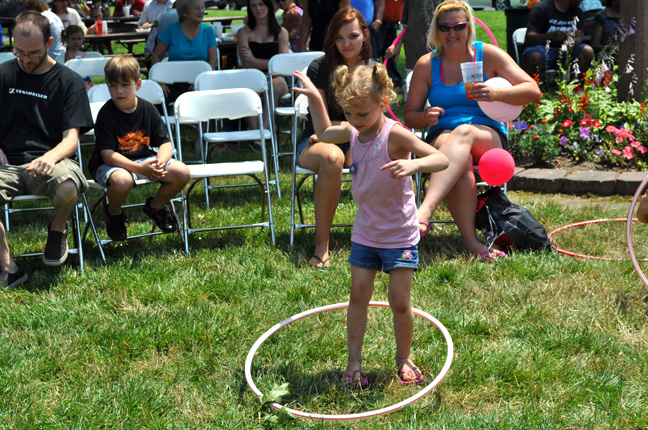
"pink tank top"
350,118,420,248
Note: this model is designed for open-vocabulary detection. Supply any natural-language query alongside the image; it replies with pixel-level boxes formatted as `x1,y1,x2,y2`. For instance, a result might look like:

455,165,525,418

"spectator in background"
50,0,86,29
24,0,65,58
113,0,146,17
277,0,302,52
139,0,173,29
384,0,440,98
143,4,178,58
87,0,110,19
151,0,217,101
522,0,594,79
299,0,351,52
590,0,619,54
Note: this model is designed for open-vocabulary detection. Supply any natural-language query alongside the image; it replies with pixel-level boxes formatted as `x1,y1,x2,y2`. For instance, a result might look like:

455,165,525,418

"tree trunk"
618,0,647,102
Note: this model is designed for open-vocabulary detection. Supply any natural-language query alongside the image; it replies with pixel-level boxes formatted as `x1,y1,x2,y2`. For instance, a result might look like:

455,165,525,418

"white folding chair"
174,88,276,252
194,69,279,198
5,145,87,272
82,81,186,259
512,27,527,66
0,52,15,64
289,94,352,247
267,52,325,166
64,57,111,78
148,60,213,161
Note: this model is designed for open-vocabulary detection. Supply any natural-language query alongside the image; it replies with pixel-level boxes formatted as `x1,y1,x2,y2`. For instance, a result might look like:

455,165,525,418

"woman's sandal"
309,254,330,268
398,364,425,386
419,221,431,237
341,369,368,388
477,248,506,263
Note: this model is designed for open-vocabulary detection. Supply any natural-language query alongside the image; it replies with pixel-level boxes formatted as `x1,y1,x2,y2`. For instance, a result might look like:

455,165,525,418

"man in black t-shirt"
522,0,594,78
0,11,92,289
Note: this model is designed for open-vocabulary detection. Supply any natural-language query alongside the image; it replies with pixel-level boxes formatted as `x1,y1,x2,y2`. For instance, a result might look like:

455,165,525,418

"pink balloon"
477,77,523,123
478,148,515,186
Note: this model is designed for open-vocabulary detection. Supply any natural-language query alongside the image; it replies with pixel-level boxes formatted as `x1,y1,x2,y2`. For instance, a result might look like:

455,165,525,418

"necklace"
349,118,385,174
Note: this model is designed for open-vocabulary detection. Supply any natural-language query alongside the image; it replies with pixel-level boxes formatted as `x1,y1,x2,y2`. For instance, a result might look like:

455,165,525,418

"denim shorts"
93,156,176,187
347,241,419,273
521,43,588,70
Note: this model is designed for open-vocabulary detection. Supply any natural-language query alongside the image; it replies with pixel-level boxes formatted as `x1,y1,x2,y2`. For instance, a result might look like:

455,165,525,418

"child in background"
87,55,190,241
293,64,449,387
62,24,86,62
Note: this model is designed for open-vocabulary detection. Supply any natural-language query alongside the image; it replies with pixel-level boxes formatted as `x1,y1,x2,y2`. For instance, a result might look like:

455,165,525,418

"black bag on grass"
475,187,551,251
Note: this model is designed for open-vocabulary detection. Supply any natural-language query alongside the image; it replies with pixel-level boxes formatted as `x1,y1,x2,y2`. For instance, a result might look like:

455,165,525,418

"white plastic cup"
460,61,483,100
213,22,223,38
123,5,131,16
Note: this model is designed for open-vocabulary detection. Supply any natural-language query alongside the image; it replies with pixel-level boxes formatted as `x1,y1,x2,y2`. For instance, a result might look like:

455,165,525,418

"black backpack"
475,187,552,251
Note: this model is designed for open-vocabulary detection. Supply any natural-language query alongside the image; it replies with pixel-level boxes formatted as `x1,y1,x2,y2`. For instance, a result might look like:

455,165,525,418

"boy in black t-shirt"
88,55,190,241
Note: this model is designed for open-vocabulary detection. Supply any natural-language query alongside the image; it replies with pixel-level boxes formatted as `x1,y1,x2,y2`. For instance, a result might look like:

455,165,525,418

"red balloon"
478,148,515,186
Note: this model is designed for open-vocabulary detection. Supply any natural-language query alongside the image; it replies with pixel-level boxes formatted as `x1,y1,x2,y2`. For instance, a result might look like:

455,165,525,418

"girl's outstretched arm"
292,70,352,144
381,125,449,179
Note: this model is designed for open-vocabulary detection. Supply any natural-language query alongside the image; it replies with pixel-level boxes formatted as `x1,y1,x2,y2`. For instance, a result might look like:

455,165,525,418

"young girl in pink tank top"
294,63,448,387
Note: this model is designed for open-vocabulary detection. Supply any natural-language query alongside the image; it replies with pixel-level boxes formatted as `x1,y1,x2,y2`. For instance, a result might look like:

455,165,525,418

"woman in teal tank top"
403,0,541,262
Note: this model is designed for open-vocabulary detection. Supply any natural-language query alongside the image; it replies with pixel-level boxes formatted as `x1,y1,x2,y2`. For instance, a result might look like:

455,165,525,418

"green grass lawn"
3,10,648,430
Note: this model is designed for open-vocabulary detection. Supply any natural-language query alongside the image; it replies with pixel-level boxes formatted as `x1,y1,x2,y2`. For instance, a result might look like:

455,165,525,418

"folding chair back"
0,52,15,64
149,60,212,85
512,27,526,65
193,69,280,196
174,88,276,250
65,57,110,78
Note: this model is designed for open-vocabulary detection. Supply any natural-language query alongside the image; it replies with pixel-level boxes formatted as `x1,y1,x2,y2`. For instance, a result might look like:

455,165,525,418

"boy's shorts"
348,241,419,273
521,43,588,70
93,156,176,187
0,158,87,204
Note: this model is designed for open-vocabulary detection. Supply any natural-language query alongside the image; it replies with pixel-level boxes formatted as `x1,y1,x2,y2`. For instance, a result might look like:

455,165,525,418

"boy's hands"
381,159,419,179
139,158,167,181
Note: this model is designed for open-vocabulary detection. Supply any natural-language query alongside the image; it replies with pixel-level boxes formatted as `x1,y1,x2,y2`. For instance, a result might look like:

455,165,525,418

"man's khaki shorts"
0,158,88,204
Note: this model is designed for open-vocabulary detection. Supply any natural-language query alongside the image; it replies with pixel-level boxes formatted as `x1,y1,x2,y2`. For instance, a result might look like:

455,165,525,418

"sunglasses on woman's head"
438,22,468,32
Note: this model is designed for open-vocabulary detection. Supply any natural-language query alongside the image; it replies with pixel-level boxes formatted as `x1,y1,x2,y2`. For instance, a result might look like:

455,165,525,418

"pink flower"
606,125,618,133
611,149,622,155
622,146,634,159
639,146,648,154
631,141,642,148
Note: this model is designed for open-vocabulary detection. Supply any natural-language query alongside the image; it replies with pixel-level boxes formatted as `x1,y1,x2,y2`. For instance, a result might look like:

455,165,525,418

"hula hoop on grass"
548,218,648,261
627,173,648,288
245,301,453,421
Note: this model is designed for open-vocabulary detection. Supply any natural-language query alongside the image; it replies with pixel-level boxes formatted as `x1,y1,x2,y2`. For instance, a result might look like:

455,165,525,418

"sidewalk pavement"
509,168,647,196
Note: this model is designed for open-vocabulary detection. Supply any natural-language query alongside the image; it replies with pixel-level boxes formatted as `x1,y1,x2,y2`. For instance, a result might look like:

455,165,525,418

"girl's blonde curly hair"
332,63,397,109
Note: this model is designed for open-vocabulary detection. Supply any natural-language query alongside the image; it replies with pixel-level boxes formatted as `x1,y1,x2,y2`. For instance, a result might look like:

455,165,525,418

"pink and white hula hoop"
627,173,648,288
244,301,453,421
547,218,648,261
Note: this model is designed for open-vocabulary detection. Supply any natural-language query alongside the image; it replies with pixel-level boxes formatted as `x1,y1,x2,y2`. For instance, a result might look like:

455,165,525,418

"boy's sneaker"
43,222,68,266
105,205,128,241
143,197,178,233
0,265,28,290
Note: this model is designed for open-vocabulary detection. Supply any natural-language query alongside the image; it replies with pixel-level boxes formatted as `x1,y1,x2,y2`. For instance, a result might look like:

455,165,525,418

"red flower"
563,119,574,127
592,119,601,128
580,118,592,127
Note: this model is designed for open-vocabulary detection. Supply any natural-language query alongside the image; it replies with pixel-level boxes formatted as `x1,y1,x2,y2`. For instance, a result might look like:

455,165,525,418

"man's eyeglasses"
12,47,46,59
438,22,468,33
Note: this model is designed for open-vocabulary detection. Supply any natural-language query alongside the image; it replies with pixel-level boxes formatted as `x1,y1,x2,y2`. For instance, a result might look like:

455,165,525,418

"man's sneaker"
0,266,28,289
43,222,68,266
105,205,128,241
143,197,178,233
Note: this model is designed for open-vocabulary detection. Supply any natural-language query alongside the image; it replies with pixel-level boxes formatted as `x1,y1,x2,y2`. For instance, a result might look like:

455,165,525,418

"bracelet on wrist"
375,19,382,24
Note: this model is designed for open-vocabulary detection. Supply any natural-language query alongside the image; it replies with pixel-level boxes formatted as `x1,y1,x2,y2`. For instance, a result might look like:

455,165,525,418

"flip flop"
341,370,368,388
398,365,424,386
309,254,330,268
419,221,431,237
477,248,506,263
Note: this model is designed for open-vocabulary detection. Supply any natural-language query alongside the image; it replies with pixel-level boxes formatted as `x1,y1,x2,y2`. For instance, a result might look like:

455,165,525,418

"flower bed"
509,18,648,170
